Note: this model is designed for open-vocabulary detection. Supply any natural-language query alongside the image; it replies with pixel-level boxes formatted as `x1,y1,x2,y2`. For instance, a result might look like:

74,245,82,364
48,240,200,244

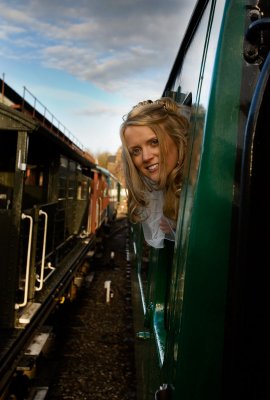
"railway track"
0,236,95,399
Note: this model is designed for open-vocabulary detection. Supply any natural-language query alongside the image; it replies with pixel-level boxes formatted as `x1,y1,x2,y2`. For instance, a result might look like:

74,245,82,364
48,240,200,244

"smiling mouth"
147,163,159,172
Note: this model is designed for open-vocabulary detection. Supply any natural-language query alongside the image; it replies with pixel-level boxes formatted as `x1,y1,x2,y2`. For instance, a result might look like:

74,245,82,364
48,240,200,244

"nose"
142,146,153,162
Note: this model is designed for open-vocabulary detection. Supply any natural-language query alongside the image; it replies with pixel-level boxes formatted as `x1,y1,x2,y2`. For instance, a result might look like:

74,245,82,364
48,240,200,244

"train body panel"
131,1,270,399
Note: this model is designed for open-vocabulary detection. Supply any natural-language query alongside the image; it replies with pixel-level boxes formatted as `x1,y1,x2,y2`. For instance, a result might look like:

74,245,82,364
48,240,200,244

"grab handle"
35,210,48,291
15,213,33,309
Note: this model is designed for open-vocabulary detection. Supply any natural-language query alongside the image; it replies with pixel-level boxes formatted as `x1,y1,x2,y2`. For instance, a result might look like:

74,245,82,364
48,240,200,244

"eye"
130,147,141,157
151,138,159,146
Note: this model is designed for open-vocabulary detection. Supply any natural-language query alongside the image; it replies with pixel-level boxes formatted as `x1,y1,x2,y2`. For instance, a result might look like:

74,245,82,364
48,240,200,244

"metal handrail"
35,210,48,291
22,86,85,150
43,262,56,283
15,214,33,309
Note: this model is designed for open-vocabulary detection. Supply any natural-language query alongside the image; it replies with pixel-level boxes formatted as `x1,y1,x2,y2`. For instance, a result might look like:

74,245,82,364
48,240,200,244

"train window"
23,165,46,207
69,160,76,172
77,179,88,200
25,166,44,187
164,0,227,273
58,158,79,199
0,134,17,210
0,174,13,210
60,155,68,168
58,176,67,199
102,178,108,197
67,177,76,199
175,1,226,251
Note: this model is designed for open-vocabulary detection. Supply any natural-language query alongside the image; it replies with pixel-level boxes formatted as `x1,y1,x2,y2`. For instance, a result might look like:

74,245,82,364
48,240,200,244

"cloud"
0,0,191,93
0,0,195,153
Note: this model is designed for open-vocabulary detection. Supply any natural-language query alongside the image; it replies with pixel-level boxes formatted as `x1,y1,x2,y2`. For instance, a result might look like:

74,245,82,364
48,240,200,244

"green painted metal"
168,1,247,399
130,1,262,399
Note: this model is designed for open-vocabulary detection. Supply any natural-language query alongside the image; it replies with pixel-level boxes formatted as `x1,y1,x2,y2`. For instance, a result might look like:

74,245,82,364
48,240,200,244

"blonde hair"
120,97,189,223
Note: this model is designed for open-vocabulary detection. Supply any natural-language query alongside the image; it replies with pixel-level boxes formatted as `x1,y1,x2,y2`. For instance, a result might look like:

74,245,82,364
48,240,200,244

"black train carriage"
0,78,120,395
0,79,96,330
131,1,270,400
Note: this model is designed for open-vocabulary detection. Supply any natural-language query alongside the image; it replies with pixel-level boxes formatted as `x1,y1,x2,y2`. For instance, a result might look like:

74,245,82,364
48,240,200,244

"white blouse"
141,190,176,248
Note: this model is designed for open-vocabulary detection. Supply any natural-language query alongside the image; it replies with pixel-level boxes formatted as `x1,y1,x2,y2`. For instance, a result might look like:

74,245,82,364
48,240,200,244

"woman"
120,97,190,248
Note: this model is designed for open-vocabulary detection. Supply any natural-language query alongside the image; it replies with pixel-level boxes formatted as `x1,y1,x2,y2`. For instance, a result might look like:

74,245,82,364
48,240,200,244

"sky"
0,0,196,156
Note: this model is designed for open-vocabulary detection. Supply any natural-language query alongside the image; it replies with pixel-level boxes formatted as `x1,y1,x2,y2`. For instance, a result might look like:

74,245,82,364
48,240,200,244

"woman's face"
124,125,178,182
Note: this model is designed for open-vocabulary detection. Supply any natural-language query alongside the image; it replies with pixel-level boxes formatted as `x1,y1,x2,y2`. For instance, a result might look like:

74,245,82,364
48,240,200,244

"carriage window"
69,160,76,172
25,165,43,186
58,177,67,199
60,156,68,168
0,173,13,209
77,179,88,200
67,177,76,199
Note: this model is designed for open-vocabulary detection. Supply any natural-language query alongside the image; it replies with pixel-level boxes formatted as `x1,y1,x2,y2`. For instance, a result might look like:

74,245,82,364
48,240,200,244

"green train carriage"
131,1,270,399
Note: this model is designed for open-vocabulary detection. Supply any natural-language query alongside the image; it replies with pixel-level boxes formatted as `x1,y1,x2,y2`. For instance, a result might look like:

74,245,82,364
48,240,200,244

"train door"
152,1,231,399
132,2,223,397
0,129,27,327
75,171,90,235
140,3,226,398
0,125,48,327
13,133,56,325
